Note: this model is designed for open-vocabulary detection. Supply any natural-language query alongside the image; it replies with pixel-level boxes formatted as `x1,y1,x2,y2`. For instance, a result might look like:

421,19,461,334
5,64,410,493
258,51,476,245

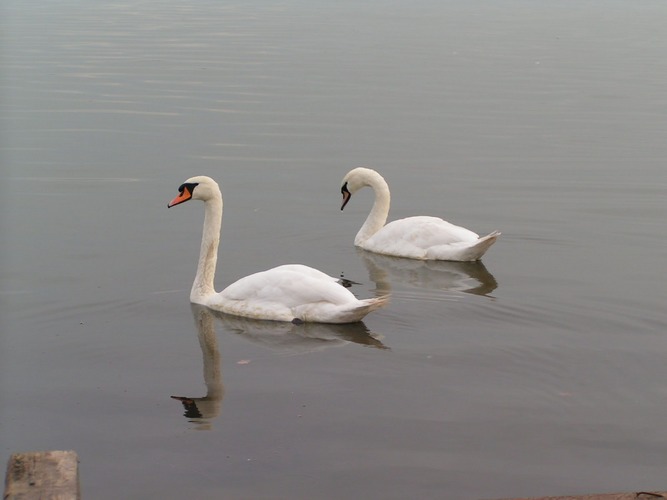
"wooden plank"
4,450,80,500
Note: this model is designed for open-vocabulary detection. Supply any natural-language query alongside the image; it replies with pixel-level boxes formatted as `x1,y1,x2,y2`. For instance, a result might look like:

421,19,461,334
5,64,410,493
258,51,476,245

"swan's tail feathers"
467,230,501,261
339,295,390,323
479,230,501,243
427,230,501,261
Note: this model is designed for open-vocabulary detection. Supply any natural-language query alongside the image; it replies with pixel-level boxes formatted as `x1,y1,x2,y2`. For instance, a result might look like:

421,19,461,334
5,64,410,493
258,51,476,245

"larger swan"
168,176,387,324
340,167,500,261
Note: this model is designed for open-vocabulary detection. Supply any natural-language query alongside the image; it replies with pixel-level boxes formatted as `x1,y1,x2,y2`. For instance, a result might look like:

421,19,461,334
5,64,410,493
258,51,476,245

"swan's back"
219,265,350,306
360,216,474,257
207,264,387,323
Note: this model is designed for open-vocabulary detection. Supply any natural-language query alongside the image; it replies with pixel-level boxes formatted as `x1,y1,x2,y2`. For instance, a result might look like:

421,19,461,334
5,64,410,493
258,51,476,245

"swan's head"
340,167,384,210
168,176,220,207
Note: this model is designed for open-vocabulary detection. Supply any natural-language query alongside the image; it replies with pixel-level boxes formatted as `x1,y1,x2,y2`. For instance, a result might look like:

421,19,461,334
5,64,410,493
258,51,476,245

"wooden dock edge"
4,450,80,500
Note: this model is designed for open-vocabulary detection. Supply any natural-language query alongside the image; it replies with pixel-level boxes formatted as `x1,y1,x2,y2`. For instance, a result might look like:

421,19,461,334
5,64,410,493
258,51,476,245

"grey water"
2,1,666,498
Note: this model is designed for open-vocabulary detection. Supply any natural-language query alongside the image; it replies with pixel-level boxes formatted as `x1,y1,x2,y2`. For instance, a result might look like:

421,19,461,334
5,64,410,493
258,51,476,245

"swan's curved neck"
191,196,222,303
356,172,390,245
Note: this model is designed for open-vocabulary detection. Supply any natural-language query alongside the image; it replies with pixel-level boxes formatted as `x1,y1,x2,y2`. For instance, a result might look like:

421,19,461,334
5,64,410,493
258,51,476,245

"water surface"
2,1,667,498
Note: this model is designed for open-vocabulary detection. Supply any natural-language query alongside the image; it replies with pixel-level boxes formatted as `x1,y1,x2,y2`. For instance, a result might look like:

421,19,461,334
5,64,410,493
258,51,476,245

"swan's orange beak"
168,186,193,208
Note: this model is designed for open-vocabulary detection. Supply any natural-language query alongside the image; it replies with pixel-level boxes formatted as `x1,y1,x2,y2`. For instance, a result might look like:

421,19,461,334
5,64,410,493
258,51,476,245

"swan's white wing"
269,264,340,283
362,216,480,259
207,265,386,323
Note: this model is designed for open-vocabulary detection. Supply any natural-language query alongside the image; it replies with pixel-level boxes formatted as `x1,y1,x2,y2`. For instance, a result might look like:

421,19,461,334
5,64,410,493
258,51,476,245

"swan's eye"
341,182,349,194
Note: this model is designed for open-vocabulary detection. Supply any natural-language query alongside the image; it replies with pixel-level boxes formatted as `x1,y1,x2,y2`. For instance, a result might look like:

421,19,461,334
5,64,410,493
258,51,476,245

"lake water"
2,1,666,498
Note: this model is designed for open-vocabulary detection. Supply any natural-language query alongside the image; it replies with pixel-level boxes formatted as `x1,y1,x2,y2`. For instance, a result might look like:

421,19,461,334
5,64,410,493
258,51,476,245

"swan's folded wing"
210,267,386,323
363,216,480,258
219,267,357,307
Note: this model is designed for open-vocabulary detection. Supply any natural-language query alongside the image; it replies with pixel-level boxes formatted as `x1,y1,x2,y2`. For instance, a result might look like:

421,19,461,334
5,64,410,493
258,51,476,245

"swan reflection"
358,248,498,297
171,304,224,430
172,304,388,428
210,307,388,352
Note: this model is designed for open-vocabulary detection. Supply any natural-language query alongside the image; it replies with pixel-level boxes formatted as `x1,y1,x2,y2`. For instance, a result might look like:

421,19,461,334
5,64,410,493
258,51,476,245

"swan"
168,175,387,324
340,167,500,261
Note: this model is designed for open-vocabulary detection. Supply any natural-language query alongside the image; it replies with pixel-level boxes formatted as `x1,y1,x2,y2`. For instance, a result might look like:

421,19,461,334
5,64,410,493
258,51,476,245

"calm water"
2,1,667,498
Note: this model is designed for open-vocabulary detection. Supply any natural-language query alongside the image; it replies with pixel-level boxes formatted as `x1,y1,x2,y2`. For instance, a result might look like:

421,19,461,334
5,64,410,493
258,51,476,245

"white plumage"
340,167,500,261
168,175,387,323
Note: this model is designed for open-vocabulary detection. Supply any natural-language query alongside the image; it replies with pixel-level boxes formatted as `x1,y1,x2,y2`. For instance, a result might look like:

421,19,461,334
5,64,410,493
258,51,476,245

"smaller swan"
168,175,387,324
340,167,500,261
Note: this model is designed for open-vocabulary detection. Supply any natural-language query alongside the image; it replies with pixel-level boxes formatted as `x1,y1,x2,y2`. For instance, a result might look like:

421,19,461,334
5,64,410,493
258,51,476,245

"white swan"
340,167,500,261
168,175,387,323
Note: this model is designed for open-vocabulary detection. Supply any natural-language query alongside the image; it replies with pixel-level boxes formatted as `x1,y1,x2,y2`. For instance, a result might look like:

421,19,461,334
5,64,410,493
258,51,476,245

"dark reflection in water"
357,248,498,297
212,305,388,352
171,305,224,430
172,304,388,429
